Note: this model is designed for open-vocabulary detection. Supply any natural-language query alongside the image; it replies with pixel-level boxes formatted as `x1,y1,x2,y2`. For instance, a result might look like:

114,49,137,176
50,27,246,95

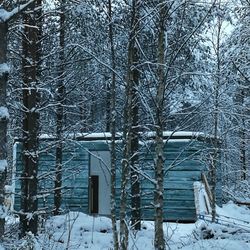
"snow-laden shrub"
16,232,41,250
223,180,250,203
194,221,250,241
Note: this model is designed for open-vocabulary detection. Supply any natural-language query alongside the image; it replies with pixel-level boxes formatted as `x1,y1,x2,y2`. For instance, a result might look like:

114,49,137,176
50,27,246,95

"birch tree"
54,0,66,216
209,1,224,222
154,2,167,249
119,0,141,247
107,0,119,249
128,0,141,231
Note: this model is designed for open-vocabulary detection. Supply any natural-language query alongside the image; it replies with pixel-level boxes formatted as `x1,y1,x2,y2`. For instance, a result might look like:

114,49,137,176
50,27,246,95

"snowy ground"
40,213,196,250
1,202,250,249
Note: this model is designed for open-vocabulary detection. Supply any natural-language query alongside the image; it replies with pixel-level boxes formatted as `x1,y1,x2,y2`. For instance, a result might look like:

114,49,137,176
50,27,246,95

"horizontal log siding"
14,138,220,221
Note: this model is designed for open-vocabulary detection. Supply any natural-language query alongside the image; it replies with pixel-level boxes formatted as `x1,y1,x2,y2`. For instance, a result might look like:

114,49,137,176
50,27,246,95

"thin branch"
0,0,36,23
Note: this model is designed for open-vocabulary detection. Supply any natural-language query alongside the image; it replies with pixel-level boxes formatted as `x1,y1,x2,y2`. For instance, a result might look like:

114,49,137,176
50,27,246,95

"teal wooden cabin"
13,132,221,222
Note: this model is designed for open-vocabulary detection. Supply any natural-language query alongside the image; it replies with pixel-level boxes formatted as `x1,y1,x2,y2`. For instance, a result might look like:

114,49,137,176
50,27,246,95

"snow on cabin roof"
14,131,218,143
38,132,117,140
34,131,216,142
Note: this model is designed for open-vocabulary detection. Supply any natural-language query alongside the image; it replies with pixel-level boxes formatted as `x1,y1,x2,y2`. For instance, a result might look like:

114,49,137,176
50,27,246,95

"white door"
89,151,111,215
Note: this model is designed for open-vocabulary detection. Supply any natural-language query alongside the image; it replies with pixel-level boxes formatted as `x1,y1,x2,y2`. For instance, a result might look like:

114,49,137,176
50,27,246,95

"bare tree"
54,0,66,216
0,5,8,237
221,0,250,199
107,0,119,249
154,2,167,249
119,0,141,248
209,0,225,222
20,0,42,236
128,0,141,231
0,0,37,237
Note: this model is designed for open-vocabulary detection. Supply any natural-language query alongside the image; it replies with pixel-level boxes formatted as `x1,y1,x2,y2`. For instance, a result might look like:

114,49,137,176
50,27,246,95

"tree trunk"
239,89,247,180
54,0,66,216
120,88,131,249
107,0,119,249
0,19,8,238
20,0,42,236
120,1,141,248
106,79,111,132
129,0,141,231
119,136,130,250
154,2,167,250
130,45,140,230
0,0,37,238
211,5,222,222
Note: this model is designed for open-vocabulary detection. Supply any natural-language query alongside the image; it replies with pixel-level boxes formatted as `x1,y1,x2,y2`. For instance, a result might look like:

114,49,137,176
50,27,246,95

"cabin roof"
14,131,219,144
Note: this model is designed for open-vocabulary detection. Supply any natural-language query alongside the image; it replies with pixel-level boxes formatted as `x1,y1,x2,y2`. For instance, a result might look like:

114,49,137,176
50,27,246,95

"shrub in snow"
16,232,41,250
197,223,215,239
180,239,250,250
224,180,250,203
4,185,14,212
194,221,250,241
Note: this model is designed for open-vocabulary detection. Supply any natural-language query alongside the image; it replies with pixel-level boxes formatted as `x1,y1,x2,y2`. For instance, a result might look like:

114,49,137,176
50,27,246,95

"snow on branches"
0,160,7,173
0,63,9,76
0,106,9,121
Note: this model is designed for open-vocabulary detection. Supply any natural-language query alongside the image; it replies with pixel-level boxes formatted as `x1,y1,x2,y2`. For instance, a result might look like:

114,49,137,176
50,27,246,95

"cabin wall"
15,141,86,212
137,140,207,221
14,138,221,221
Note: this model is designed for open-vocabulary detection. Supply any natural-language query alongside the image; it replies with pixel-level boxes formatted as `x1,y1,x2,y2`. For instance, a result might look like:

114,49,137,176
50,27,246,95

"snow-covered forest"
0,0,249,249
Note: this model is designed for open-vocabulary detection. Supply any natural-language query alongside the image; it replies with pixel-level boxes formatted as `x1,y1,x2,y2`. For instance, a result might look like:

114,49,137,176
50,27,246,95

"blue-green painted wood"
14,137,221,222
